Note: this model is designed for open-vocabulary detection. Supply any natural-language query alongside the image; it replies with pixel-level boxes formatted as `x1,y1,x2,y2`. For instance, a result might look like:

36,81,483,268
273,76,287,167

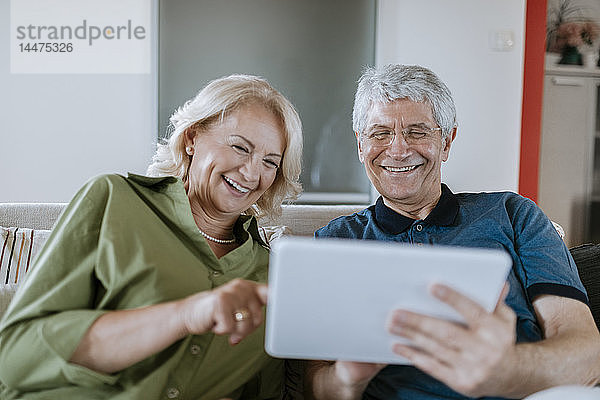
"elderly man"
306,64,600,399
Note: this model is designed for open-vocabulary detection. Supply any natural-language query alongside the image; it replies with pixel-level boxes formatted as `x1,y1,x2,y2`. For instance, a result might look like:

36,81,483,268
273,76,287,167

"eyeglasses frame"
359,125,443,147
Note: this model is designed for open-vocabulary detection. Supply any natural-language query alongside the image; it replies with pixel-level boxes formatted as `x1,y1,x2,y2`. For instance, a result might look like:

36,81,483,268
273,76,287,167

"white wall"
377,0,525,193
1,0,158,202
3,0,525,202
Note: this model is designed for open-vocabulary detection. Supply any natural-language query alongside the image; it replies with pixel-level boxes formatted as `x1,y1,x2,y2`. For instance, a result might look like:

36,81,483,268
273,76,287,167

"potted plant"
546,0,599,66
556,21,599,65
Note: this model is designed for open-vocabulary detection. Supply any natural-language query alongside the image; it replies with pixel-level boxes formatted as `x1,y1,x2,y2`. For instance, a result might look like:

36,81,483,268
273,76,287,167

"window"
159,0,376,203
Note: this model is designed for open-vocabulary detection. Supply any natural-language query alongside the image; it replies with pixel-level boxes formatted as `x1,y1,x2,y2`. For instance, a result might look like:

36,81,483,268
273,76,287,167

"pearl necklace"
198,228,236,245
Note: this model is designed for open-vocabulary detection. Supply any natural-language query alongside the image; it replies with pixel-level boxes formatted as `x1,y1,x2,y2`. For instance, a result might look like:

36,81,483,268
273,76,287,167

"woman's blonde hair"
147,74,303,219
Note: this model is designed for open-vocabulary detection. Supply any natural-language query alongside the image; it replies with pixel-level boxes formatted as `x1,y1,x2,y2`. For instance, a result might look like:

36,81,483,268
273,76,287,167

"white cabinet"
539,66,600,246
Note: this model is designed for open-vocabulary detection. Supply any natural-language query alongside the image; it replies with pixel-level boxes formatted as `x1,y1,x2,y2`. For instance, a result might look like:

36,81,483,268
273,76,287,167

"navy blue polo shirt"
315,184,587,400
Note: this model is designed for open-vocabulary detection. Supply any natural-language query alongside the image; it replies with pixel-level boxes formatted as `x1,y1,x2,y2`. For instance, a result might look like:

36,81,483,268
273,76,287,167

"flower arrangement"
546,0,599,53
553,20,600,51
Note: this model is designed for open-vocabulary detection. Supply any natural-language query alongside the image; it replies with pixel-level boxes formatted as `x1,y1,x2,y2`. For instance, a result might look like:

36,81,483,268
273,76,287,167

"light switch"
489,30,515,51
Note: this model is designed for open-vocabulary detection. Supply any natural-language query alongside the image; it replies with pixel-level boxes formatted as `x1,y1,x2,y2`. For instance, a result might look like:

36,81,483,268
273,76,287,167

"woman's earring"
186,146,194,155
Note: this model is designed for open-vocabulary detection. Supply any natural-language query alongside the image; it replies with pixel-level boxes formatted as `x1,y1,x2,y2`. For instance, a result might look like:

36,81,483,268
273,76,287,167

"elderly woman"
0,74,302,399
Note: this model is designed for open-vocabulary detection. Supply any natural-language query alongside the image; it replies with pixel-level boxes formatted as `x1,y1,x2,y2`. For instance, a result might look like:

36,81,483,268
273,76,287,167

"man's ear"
441,126,457,162
355,131,365,163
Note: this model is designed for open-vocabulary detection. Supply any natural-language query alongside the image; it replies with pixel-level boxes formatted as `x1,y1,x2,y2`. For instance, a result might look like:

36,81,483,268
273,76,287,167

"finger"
430,284,488,326
212,297,235,335
492,283,517,324
246,298,264,328
256,284,268,304
213,312,234,335
229,308,255,344
494,282,510,311
213,294,251,335
392,343,456,382
232,285,265,328
212,280,254,334
213,280,267,338
388,310,469,352
499,282,510,302
494,301,516,325
389,323,462,363
233,299,264,333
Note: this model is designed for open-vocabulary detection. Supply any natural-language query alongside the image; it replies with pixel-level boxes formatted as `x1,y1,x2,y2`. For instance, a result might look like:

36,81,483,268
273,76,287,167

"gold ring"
234,309,250,322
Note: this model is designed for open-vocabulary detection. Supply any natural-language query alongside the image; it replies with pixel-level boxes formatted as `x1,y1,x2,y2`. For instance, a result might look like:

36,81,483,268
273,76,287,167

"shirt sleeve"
510,195,588,304
0,176,120,392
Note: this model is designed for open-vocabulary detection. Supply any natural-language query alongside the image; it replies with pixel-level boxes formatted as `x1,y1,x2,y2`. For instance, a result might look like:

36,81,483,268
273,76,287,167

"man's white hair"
353,64,457,141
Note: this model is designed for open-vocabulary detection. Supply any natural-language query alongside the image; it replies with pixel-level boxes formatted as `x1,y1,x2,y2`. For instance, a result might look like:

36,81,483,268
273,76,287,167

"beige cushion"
259,205,365,236
0,203,66,230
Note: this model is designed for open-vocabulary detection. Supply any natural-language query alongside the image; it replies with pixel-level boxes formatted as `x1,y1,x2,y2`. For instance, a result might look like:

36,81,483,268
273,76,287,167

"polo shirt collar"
374,183,459,234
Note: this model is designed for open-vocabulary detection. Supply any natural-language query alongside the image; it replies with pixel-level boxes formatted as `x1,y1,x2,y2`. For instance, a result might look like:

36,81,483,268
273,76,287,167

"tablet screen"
265,237,511,364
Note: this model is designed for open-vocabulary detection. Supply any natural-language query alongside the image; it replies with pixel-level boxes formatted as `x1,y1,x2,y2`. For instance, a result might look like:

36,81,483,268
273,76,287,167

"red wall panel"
519,0,547,202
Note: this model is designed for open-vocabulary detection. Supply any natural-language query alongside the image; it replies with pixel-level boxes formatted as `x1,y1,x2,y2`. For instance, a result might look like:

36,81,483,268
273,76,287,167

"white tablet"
265,237,512,364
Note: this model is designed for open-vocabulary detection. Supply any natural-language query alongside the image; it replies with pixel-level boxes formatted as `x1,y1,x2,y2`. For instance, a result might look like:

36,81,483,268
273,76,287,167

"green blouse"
0,173,283,400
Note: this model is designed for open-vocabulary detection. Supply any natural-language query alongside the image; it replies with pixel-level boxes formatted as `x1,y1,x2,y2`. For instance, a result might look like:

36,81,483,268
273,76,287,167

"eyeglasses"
361,126,442,147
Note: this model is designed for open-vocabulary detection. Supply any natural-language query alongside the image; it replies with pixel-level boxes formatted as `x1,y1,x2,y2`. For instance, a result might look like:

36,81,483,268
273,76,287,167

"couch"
2,202,600,327
0,202,366,319
2,202,600,399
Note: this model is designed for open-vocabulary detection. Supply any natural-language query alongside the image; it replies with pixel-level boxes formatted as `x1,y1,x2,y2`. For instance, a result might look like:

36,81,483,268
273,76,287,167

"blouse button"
166,387,180,398
190,344,201,355
211,270,222,277
415,224,423,232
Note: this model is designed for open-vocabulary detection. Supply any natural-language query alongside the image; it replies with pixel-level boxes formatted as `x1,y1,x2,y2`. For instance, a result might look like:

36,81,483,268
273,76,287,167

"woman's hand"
70,279,268,374
180,278,268,345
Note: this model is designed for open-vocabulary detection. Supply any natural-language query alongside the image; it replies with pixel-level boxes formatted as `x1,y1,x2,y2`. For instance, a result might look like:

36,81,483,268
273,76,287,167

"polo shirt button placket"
414,223,424,245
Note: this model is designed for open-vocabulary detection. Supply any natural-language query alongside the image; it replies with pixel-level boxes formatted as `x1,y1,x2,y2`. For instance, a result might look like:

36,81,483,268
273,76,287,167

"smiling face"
357,98,455,215
184,103,286,219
